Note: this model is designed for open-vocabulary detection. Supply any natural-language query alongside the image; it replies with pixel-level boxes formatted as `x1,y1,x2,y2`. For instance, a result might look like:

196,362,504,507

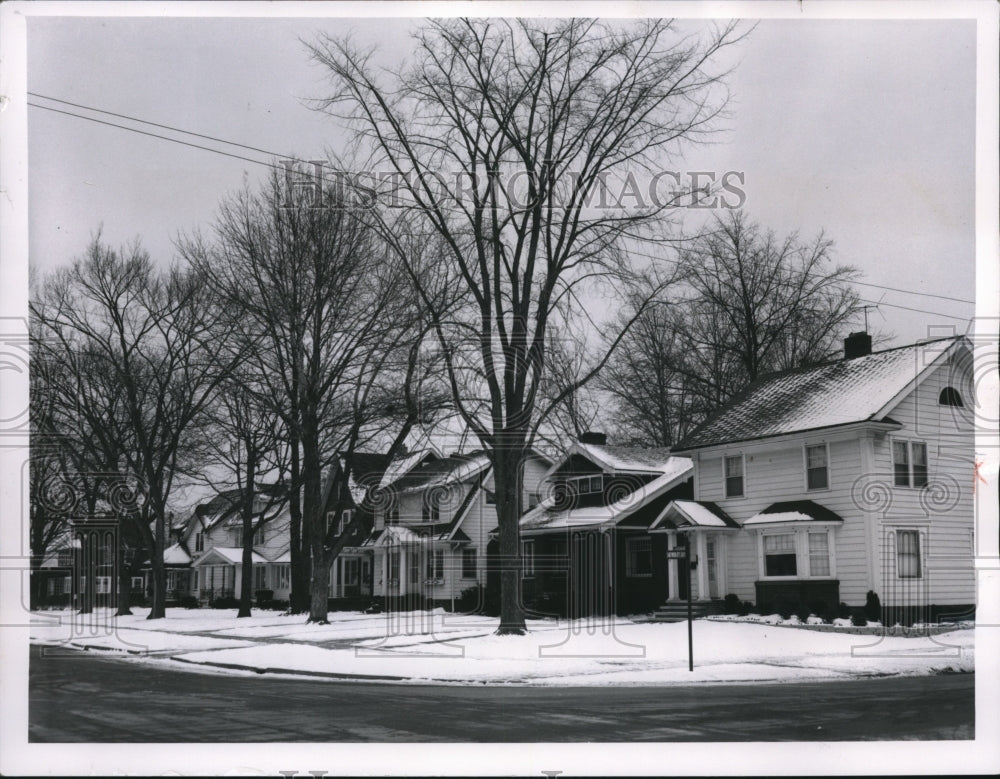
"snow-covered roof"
742,501,844,526
192,546,268,565
521,457,692,532
652,500,739,530
674,336,967,451
575,442,675,473
378,449,437,489
163,543,192,565
388,452,492,493
269,551,291,564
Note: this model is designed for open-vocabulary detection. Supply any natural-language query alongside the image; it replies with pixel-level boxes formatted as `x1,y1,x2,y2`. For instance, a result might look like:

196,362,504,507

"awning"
742,500,844,527
650,500,740,531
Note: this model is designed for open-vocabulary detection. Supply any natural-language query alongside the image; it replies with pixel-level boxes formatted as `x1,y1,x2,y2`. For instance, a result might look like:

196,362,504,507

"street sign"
665,549,687,559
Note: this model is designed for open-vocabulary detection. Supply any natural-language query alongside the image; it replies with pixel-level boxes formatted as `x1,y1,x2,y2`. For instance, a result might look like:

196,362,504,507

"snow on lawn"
30,609,974,685
172,619,974,685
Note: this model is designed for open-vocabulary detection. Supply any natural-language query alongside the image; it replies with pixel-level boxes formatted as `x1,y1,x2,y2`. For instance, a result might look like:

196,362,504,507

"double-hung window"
763,533,797,576
626,537,653,577
521,539,535,577
724,455,744,498
425,549,444,580
805,444,829,490
462,548,477,579
896,530,922,578
893,440,928,487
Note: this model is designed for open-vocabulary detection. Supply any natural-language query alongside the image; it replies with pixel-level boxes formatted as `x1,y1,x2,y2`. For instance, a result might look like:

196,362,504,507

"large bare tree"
311,17,745,633
183,171,436,623
32,237,237,619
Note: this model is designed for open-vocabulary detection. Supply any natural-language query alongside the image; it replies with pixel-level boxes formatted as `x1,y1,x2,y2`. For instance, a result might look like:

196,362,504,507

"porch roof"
743,500,844,526
651,500,740,531
163,543,192,565
192,546,268,566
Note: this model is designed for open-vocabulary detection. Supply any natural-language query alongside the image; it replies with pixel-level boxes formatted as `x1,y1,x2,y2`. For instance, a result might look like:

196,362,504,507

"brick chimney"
578,431,607,445
844,331,873,360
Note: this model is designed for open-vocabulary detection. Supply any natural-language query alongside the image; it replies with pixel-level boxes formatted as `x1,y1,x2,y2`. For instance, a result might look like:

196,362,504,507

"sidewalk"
29,607,976,686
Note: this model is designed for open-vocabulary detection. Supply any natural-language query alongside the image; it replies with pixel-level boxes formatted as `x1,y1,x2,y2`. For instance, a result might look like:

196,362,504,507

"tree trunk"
303,425,330,624
238,455,257,618
493,446,526,635
147,503,167,619
115,539,132,617
288,438,309,614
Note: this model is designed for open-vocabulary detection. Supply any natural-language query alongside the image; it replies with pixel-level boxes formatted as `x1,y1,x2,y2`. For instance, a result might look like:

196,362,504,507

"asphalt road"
29,646,974,742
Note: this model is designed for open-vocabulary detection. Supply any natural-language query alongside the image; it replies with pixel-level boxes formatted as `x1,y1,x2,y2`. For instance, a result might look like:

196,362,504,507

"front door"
674,535,690,600
706,537,720,599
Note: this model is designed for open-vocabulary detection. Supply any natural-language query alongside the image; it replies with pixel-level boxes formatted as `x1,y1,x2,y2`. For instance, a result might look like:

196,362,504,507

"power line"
852,279,971,305
29,91,291,162
859,298,970,321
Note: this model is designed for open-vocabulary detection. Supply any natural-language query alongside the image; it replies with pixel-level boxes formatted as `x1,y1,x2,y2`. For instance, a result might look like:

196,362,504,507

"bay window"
763,533,797,576
759,528,835,579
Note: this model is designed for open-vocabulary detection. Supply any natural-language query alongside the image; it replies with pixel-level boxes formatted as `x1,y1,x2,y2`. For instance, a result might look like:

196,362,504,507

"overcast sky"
26,13,977,347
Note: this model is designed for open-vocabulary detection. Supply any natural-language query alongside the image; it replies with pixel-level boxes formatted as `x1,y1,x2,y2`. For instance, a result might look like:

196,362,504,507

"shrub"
739,600,754,616
773,597,796,621
794,604,812,623
722,593,742,615
178,595,200,609
455,586,486,614
255,589,274,604
837,602,852,620
211,596,240,609
864,591,882,623
851,612,868,627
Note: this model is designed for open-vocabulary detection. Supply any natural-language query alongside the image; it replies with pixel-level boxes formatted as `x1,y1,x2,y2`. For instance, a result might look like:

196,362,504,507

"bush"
255,589,274,604
178,595,200,609
851,612,868,627
837,602,852,620
773,597,796,621
455,586,486,614
864,591,881,623
722,593,742,615
211,596,240,609
794,604,812,623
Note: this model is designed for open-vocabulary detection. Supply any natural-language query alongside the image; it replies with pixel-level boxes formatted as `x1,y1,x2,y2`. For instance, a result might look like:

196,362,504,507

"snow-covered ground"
30,607,974,686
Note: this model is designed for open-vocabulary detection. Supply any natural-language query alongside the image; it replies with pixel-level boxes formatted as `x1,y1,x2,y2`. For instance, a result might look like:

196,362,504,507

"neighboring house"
663,332,975,622
369,449,552,608
518,433,694,616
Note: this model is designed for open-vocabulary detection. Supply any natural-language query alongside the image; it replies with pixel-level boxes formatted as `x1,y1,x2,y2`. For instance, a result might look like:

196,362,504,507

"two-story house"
660,333,975,623
369,449,552,609
518,433,694,616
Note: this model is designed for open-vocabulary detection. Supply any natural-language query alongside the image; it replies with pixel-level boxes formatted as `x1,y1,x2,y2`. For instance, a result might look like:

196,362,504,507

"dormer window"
567,475,603,495
724,455,744,498
939,387,964,407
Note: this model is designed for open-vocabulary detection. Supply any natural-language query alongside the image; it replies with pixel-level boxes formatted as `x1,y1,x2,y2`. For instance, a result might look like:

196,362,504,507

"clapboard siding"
872,355,975,605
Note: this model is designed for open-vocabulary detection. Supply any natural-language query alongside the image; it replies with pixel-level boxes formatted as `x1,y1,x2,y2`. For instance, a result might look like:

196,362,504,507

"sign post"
666,541,694,671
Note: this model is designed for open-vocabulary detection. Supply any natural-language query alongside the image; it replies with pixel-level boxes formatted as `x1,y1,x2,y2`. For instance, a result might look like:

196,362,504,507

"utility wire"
29,94,978,319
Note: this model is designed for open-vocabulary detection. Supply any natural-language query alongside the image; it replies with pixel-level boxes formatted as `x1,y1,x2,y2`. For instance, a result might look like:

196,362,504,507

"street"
29,646,974,742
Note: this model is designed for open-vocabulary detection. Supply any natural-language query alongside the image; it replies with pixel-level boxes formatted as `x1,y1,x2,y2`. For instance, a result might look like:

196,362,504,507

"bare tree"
183,171,436,623
601,211,867,445
33,237,238,619
311,17,745,632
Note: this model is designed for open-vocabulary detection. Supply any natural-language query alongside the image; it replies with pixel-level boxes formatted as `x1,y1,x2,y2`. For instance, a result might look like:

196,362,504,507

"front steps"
652,601,715,622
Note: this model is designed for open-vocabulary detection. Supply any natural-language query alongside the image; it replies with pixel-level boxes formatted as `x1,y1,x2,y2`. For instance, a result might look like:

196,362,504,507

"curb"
169,655,412,682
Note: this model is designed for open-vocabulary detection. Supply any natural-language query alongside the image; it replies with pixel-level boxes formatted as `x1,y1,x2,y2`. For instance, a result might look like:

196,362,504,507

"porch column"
695,532,709,601
667,531,678,600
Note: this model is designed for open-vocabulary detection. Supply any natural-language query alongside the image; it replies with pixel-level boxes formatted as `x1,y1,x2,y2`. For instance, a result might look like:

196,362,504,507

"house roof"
192,546,268,565
520,457,693,533
742,500,844,526
652,500,740,530
673,336,967,451
387,451,492,493
572,442,675,473
163,543,192,565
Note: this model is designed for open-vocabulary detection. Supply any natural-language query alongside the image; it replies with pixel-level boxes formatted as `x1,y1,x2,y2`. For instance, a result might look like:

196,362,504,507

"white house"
661,333,976,623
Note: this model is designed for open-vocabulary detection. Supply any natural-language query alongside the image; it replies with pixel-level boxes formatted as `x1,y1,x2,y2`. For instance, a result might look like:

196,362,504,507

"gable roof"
652,500,740,530
386,451,492,493
575,442,676,473
520,456,693,533
742,500,844,526
674,336,968,451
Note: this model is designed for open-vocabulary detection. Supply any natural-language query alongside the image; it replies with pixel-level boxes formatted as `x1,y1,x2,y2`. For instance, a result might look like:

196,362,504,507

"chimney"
579,431,607,446
844,331,873,360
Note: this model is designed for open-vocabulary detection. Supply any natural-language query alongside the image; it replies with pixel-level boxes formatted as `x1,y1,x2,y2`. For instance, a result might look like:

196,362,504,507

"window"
893,439,928,487
568,475,603,495
763,534,797,576
233,528,244,547
527,491,540,510
95,576,112,594
388,551,400,582
805,444,829,490
422,494,440,523
272,564,290,590
425,549,444,580
521,539,535,577
462,548,477,579
939,387,964,407
485,490,496,505
256,525,267,545
808,532,830,576
724,455,744,498
408,551,420,584
897,530,922,578
131,576,144,591
626,537,653,578
253,566,266,591
195,532,204,552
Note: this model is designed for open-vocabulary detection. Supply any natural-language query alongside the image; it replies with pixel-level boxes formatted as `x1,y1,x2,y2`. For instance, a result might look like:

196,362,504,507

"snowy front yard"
30,607,974,686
